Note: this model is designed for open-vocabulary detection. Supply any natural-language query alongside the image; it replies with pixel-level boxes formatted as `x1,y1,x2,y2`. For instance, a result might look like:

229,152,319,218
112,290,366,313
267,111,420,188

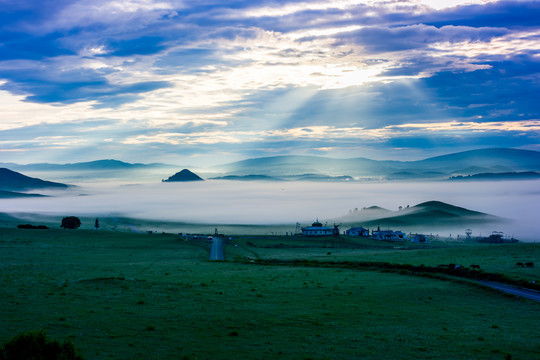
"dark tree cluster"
0,330,84,360
60,216,81,229
17,224,49,230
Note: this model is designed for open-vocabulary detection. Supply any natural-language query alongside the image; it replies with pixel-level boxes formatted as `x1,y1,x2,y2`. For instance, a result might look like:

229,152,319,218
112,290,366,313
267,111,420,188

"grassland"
1,227,540,360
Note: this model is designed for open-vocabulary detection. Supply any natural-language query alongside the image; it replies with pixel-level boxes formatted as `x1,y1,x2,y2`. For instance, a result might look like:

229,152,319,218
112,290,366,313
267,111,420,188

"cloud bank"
1,180,539,241
0,0,539,164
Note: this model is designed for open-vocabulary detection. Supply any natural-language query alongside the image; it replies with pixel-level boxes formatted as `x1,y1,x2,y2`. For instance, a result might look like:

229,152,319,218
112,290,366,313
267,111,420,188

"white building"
301,220,336,236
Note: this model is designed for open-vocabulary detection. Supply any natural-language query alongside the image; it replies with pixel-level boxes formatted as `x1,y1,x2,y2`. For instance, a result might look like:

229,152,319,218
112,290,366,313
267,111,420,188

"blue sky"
1,0,539,165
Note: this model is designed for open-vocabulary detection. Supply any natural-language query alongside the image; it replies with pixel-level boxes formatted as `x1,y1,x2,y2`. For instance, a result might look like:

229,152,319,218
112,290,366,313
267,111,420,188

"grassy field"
1,227,540,359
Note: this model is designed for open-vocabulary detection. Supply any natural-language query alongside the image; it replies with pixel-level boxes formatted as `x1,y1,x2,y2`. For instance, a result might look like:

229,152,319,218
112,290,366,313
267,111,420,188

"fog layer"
1,180,539,240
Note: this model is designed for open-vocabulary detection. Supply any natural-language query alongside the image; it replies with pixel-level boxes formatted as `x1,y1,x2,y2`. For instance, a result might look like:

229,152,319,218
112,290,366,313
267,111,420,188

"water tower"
465,229,472,240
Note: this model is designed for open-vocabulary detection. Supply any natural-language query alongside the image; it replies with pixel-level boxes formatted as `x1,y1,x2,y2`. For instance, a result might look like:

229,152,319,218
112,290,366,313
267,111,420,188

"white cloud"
416,0,498,10
41,0,179,32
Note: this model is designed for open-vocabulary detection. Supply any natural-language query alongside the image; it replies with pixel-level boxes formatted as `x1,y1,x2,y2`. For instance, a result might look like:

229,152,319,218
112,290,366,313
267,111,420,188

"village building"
410,234,427,243
301,220,337,236
371,228,406,241
345,227,370,237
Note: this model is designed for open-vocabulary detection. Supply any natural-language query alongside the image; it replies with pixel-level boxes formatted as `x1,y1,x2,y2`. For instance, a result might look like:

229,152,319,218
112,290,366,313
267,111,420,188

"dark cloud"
422,54,540,120
0,32,75,60
0,71,172,105
423,1,540,29
107,36,167,57
335,24,508,53
385,132,540,151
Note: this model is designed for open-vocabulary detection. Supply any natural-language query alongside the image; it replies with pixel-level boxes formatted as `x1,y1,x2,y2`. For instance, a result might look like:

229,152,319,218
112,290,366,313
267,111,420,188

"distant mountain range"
0,159,173,172
209,174,355,182
2,148,540,182
331,201,501,230
212,148,540,180
0,168,69,191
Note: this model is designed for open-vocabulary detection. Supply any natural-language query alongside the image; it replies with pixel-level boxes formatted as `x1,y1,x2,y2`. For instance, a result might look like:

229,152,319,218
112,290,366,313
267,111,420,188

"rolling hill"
332,201,501,230
0,168,70,191
210,174,284,181
0,159,173,172
449,172,540,181
0,190,48,198
212,148,540,180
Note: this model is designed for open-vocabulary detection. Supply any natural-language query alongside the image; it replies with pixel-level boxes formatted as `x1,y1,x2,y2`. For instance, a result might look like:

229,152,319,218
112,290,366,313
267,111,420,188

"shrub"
0,330,84,360
17,224,49,230
60,217,81,230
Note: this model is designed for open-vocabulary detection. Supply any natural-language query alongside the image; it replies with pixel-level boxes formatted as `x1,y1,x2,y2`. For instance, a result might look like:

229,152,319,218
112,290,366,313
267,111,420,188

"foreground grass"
1,228,540,359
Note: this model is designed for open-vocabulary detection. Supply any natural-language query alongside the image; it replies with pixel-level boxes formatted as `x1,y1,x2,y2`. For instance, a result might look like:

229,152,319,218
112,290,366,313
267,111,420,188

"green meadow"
1,227,540,359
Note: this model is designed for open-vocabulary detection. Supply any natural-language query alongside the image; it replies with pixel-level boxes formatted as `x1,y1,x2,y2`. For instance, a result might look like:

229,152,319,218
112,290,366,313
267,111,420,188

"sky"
1,0,539,166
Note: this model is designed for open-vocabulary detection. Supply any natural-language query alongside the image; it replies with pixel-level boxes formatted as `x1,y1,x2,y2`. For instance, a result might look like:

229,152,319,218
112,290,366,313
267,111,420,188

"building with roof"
345,227,370,237
372,229,406,241
301,220,338,236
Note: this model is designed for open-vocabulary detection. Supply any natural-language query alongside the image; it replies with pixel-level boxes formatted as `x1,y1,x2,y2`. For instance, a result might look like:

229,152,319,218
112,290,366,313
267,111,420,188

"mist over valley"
1,176,538,241
2,148,540,239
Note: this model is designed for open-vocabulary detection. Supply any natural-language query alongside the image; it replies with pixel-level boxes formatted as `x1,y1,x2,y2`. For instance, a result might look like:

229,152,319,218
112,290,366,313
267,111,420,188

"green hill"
335,200,500,230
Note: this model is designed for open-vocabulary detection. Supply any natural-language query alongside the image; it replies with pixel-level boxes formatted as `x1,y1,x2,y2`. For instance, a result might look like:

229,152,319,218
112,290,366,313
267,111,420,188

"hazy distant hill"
449,172,540,181
163,169,204,182
212,155,398,177
0,190,48,198
0,159,180,182
0,159,173,172
0,168,69,191
214,148,540,180
336,206,393,223
333,201,500,230
211,174,284,181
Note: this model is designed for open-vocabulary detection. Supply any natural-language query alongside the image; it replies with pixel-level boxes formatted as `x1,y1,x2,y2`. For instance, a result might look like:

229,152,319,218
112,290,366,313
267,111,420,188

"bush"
60,217,81,230
0,330,84,360
17,224,49,230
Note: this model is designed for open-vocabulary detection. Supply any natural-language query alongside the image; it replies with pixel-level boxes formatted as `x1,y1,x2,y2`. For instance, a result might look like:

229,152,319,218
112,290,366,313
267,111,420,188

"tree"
94,218,99,230
61,216,81,229
0,329,84,360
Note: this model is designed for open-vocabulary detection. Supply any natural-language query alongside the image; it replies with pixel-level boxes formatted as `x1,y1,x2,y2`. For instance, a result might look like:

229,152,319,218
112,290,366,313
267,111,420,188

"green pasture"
1,227,540,359
230,235,539,284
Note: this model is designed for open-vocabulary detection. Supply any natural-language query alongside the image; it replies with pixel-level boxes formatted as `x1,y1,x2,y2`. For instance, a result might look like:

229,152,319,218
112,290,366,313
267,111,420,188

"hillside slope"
212,148,540,179
0,168,69,191
333,201,500,230
162,169,204,182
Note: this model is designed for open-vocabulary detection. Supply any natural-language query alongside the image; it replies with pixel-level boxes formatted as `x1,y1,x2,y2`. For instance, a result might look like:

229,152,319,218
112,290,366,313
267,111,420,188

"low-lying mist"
1,180,539,241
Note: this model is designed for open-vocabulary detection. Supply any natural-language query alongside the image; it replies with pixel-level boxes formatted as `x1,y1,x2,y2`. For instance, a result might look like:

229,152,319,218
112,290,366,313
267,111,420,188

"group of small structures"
300,220,419,242
300,220,517,243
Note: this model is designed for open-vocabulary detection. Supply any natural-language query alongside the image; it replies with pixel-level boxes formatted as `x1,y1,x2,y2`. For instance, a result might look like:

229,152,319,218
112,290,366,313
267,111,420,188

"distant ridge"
211,174,283,181
0,190,48,198
449,172,540,181
0,168,69,191
163,169,204,182
213,148,540,180
0,159,173,172
332,200,500,229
